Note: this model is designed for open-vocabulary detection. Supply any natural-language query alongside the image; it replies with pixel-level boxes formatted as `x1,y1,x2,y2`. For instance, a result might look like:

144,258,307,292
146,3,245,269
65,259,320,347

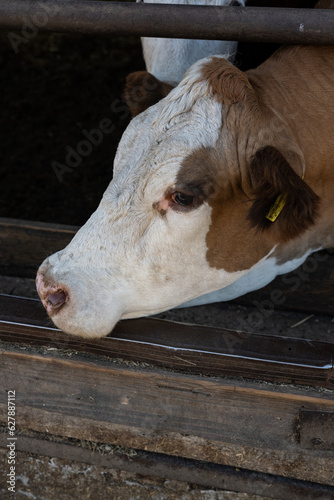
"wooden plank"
1,217,334,315
299,409,334,451
1,432,333,500
0,294,333,387
0,347,333,485
0,217,77,277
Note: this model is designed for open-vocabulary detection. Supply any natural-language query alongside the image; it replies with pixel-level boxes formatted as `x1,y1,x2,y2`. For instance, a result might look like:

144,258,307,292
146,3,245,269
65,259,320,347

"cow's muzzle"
36,270,69,316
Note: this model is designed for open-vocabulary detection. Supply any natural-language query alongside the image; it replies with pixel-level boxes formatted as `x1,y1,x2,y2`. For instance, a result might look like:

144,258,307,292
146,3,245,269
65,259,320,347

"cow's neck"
247,46,334,176
247,45,334,254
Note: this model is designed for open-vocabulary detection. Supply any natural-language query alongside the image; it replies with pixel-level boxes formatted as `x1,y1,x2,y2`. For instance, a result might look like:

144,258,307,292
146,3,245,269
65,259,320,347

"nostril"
46,290,67,309
36,269,69,315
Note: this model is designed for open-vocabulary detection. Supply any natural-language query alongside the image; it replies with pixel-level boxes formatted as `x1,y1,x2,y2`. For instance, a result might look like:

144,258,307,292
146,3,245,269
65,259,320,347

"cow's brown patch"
182,52,323,271
205,142,320,271
175,147,220,200
206,195,274,272
176,141,320,273
200,57,256,105
124,71,174,117
176,143,269,272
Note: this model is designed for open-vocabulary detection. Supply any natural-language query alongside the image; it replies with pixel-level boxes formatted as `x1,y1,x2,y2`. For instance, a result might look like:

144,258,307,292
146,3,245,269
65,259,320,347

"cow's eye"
171,191,195,206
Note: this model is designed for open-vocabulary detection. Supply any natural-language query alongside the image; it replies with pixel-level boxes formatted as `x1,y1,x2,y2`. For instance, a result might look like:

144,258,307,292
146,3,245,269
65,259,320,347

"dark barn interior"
0,1,333,499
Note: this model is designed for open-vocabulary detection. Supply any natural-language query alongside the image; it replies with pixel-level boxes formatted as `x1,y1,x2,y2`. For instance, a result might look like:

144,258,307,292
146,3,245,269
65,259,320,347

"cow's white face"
36,56,319,338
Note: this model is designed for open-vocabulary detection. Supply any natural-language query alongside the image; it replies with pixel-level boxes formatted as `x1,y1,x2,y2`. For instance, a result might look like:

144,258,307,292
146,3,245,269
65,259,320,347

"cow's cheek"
144,205,216,300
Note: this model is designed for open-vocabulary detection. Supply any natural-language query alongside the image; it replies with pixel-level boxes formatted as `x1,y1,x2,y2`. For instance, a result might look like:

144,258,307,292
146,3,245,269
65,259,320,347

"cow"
36,1,334,338
128,0,244,117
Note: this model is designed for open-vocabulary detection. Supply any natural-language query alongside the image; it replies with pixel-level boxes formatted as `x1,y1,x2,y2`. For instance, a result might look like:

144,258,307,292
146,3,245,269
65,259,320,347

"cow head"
36,56,319,338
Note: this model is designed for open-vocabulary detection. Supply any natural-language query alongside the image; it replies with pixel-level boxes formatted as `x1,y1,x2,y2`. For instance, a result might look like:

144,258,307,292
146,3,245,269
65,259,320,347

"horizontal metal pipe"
0,1,334,44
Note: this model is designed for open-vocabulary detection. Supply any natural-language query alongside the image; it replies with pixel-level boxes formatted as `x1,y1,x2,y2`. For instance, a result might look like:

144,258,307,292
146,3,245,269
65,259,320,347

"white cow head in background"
125,0,245,117
138,0,244,86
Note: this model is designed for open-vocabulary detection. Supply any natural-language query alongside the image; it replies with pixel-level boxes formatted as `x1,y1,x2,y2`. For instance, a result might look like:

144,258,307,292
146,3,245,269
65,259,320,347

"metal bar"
0,1,334,44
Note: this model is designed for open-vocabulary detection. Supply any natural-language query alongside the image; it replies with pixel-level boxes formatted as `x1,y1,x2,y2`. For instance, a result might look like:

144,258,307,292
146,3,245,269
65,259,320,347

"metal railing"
0,1,334,44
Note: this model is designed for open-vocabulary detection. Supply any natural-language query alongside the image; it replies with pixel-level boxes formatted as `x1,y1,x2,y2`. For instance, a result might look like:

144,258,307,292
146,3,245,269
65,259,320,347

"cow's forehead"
113,60,224,189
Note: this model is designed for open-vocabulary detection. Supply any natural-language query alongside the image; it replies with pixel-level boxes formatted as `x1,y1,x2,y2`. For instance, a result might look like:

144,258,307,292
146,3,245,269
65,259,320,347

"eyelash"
171,191,195,207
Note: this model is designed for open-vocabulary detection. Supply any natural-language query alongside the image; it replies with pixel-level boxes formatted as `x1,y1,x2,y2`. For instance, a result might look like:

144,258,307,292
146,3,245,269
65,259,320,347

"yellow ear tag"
266,193,287,222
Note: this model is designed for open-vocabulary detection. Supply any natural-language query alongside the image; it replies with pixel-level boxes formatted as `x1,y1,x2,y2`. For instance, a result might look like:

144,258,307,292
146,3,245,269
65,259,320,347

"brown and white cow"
36,1,334,338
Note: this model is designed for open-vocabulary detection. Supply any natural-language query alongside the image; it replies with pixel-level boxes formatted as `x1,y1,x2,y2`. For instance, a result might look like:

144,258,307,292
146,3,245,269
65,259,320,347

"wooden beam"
0,217,77,278
0,346,333,485
1,294,333,387
1,431,333,500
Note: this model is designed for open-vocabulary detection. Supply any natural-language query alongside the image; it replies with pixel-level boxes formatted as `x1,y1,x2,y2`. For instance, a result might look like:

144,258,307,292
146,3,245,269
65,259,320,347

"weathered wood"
1,217,334,315
0,347,333,485
1,294,333,387
299,409,334,451
0,217,77,277
0,431,333,500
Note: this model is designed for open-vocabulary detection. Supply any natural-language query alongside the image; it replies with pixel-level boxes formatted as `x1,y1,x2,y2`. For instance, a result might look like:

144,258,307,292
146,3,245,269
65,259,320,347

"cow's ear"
248,146,319,242
124,71,174,117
